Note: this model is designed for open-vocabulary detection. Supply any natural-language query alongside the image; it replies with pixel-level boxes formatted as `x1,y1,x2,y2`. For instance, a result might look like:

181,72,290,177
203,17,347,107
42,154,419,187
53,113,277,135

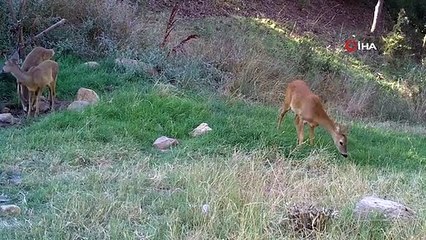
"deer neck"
317,113,337,135
9,66,31,84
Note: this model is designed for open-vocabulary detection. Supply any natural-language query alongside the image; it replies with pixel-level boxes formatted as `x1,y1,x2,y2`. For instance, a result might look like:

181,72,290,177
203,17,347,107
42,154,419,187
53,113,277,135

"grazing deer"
277,80,348,157
18,47,55,112
2,59,58,117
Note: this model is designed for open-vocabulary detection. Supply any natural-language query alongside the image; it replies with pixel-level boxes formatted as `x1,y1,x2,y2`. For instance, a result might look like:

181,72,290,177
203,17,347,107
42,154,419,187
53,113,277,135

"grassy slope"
0,55,425,239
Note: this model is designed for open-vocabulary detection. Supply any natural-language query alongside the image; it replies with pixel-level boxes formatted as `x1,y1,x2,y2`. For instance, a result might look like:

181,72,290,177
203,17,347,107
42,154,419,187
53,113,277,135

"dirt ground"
0,98,71,128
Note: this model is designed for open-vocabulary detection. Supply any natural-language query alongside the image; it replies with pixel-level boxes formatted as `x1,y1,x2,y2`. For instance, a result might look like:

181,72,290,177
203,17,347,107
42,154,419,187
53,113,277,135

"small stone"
153,136,179,151
76,88,99,104
67,100,91,112
191,123,212,137
0,113,14,123
83,61,100,68
202,204,210,214
0,205,21,217
354,196,415,220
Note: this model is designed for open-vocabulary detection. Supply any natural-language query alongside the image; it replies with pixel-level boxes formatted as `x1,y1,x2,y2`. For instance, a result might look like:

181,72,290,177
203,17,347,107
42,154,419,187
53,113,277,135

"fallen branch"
9,18,67,61
25,18,66,45
160,2,180,48
168,34,200,57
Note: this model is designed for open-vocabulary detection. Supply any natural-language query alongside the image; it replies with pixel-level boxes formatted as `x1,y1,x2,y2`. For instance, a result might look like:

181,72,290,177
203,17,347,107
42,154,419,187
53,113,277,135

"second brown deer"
277,80,348,157
18,47,55,112
3,59,58,117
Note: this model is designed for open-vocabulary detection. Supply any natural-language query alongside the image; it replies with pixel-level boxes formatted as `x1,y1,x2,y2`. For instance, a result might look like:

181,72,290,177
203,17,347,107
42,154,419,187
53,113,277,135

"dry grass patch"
155,149,426,239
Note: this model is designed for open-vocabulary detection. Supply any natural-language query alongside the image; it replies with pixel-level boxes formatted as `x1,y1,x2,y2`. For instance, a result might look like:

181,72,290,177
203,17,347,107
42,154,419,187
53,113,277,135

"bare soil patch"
0,99,72,128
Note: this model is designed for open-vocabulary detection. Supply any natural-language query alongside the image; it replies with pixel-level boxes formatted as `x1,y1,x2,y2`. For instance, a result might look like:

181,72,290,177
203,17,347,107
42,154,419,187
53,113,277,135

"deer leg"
17,83,28,112
16,82,21,105
22,85,29,110
29,89,38,113
49,84,55,112
27,91,33,117
295,115,304,145
277,103,291,129
34,89,42,117
22,85,30,112
52,81,57,106
309,125,315,145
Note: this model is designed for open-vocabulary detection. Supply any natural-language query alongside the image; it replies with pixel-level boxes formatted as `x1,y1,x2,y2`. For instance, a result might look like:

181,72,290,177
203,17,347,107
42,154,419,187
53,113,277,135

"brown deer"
3,59,58,117
18,47,55,112
277,80,348,157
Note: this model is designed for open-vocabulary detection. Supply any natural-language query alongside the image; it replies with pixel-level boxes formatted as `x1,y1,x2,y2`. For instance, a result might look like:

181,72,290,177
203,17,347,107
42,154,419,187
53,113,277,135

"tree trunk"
370,0,384,34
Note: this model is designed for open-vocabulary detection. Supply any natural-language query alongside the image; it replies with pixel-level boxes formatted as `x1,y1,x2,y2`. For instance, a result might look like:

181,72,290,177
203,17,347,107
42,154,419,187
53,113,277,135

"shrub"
382,9,411,63
0,0,139,58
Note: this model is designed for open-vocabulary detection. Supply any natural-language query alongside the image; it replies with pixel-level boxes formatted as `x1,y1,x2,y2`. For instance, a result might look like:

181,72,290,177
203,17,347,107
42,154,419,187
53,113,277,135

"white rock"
153,136,179,151
0,113,14,123
354,196,415,220
191,123,212,137
67,100,91,112
0,205,21,217
202,204,210,214
76,88,99,104
83,61,100,68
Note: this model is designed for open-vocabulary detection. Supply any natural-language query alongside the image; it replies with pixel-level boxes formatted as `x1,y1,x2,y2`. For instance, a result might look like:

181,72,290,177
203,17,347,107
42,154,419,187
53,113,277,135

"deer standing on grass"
277,80,349,157
18,47,55,112
2,59,58,117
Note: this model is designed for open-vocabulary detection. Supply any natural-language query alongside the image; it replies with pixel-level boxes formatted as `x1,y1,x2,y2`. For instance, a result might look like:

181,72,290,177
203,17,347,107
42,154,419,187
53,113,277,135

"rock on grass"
153,136,179,151
354,196,415,220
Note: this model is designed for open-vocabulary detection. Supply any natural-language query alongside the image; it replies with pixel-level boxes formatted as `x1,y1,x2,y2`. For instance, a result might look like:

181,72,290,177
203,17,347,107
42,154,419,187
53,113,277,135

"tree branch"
8,18,67,61
25,18,67,45
160,2,180,48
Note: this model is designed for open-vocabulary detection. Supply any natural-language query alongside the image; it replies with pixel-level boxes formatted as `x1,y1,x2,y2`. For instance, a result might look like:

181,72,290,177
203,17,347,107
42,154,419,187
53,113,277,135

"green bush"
382,9,411,62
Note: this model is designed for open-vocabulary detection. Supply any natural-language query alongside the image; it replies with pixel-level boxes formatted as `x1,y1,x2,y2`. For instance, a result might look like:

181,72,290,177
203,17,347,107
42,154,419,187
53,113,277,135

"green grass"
0,57,425,239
